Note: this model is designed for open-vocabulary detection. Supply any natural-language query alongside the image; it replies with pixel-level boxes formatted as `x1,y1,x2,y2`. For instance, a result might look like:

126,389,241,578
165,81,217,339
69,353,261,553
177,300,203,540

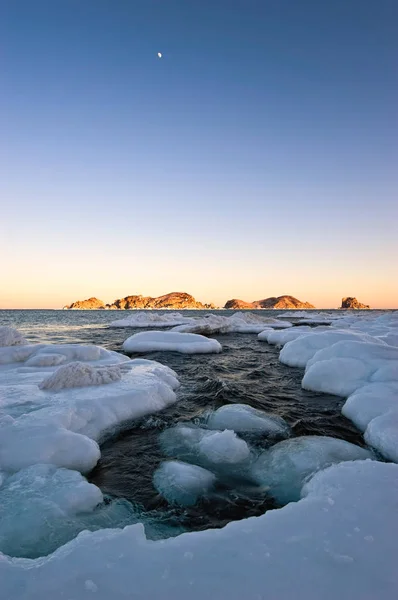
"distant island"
63,292,215,310
340,297,370,309
224,295,315,310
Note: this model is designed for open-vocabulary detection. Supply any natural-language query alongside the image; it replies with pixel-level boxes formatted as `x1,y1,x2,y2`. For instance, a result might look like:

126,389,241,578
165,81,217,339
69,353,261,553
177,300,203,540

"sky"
1,0,397,309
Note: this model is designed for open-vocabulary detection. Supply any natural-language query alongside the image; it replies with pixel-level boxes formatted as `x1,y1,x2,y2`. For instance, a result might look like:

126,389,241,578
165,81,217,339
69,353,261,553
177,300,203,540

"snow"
0,327,28,347
1,460,398,599
207,403,291,437
110,312,193,328
39,362,123,390
172,312,292,334
251,436,374,505
153,460,216,506
123,331,222,354
280,330,385,368
197,430,250,464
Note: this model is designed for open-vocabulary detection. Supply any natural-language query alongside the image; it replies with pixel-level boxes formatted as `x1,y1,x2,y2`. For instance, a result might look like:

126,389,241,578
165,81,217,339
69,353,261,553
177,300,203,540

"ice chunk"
365,411,398,463
251,436,374,504
342,382,398,431
258,325,312,344
0,327,28,347
153,460,216,506
207,404,290,437
39,362,122,391
197,430,250,464
0,464,138,558
280,330,384,368
123,331,222,354
110,312,193,328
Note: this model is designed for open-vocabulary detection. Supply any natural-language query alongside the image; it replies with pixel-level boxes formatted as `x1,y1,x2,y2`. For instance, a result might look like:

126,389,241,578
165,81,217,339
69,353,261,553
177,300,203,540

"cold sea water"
1,309,365,538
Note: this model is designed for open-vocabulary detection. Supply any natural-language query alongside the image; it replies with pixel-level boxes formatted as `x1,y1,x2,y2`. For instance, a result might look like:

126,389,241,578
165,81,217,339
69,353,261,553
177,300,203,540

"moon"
157,52,162,58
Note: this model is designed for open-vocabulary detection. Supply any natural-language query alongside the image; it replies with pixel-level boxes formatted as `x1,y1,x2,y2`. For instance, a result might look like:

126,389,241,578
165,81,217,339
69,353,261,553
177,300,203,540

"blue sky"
1,0,397,308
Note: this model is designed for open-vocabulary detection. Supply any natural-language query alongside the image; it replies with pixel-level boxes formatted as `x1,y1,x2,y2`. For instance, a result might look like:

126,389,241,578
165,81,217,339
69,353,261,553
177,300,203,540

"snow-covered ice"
172,312,292,334
153,460,216,506
280,330,385,368
0,330,180,474
251,435,374,504
207,403,291,437
1,460,397,599
0,326,29,347
110,312,193,328
123,331,222,354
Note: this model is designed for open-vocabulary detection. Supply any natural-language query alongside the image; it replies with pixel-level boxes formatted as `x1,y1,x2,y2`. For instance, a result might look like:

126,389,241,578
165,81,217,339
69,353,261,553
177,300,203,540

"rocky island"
224,295,315,309
64,292,215,310
341,297,370,309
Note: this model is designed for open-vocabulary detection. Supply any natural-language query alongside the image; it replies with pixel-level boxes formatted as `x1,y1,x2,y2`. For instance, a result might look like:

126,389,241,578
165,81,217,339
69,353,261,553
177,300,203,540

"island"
63,292,215,310
224,295,315,310
341,297,370,309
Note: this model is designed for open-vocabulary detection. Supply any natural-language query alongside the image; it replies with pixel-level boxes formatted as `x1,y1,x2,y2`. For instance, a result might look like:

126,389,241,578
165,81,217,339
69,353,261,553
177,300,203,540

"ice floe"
110,311,193,328
0,326,28,347
123,331,222,354
0,329,180,474
207,403,291,438
172,312,292,334
251,435,374,504
153,460,216,506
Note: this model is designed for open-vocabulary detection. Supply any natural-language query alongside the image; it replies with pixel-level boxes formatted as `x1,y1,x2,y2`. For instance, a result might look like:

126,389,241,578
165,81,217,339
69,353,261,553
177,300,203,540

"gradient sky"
1,0,397,309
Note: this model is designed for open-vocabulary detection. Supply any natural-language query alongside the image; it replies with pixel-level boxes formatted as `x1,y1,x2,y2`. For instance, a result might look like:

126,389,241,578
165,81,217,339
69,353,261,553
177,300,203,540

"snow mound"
123,331,222,354
197,430,250,464
1,460,397,599
280,330,384,368
365,411,398,463
207,403,290,437
251,435,374,505
172,312,292,334
39,362,122,391
153,460,216,506
0,327,28,347
109,312,193,328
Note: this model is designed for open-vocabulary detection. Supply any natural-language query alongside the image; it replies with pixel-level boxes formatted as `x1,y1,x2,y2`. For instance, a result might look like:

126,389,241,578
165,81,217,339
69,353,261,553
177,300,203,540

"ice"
0,464,139,558
153,460,216,506
39,362,123,390
110,312,193,328
1,460,397,599
0,327,29,347
251,436,374,504
207,403,291,437
197,430,250,463
365,411,398,462
280,330,384,368
258,325,312,344
303,340,398,396
0,333,180,474
26,353,67,367
123,331,222,354
172,312,292,334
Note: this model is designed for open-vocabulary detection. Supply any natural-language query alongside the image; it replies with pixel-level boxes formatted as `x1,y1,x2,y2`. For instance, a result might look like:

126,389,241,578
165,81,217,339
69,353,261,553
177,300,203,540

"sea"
0,309,367,538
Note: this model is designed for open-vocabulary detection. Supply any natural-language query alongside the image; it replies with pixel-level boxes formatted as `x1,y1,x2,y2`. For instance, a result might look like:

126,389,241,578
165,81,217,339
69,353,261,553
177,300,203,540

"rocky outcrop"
63,297,105,310
64,293,214,310
224,295,315,310
341,297,370,310
224,299,256,310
